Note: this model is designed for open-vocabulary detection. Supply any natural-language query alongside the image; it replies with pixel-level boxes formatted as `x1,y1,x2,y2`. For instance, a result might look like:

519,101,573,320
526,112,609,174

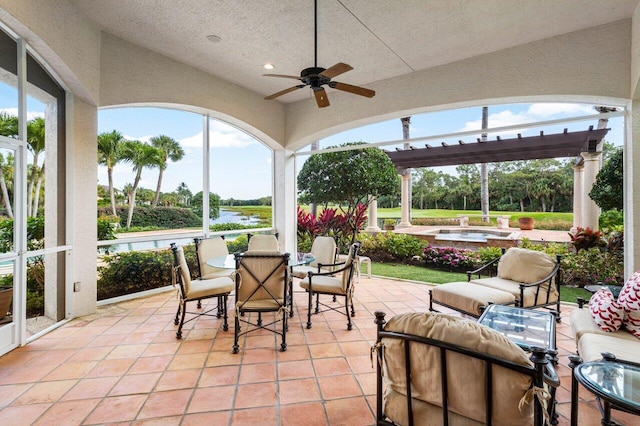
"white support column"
581,151,602,231
399,173,411,227
571,164,584,231
627,101,638,279
273,148,297,254
366,196,380,232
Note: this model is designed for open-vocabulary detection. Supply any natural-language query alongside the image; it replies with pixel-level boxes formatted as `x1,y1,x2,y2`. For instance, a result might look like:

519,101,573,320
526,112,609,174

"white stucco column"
581,151,602,231
366,196,380,232
273,148,297,254
70,97,98,317
399,173,411,227
627,101,639,279
571,164,584,231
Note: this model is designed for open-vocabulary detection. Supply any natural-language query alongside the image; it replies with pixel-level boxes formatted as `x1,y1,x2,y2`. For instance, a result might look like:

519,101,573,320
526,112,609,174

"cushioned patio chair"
170,243,234,339
233,251,290,353
299,242,360,330
194,236,232,280
247,233,280,252
291,235,337,279
374,310,559,426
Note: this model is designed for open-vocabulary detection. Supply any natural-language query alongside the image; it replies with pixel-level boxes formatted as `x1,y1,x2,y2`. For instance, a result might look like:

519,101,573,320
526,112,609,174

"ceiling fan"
263,0,375,108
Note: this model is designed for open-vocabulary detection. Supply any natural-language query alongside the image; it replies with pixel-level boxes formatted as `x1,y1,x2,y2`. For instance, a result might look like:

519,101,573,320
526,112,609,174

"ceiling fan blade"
264,85,305,100
319,62,353,79
313,87,330,108
263,74,303,80
332,82,375,98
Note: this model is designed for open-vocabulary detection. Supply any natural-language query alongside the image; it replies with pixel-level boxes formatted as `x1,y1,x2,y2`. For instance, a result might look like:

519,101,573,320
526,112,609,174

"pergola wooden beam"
385,127,610,169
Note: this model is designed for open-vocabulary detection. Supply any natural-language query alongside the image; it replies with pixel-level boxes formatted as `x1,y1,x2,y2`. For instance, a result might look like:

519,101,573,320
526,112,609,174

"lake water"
102,209,260,254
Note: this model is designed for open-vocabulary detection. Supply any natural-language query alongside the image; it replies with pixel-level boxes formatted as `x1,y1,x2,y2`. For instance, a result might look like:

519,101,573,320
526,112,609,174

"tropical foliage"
297,205,368,253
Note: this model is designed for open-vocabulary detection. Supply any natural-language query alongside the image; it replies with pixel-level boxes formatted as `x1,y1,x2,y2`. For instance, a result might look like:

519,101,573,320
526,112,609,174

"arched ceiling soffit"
100,102,281,151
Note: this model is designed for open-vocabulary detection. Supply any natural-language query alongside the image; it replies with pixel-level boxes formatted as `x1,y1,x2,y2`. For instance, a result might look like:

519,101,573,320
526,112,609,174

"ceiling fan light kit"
263,0,375,108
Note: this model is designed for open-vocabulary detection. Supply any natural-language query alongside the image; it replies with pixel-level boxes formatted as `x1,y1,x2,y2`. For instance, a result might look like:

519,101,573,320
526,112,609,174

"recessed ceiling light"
264,63,275,70
206,34,221,43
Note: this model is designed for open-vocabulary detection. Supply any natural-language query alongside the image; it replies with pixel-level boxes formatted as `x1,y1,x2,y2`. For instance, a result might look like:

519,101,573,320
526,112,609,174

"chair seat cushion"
186,277,234,300
201,270,233,280
291,265,318,279
237,299,285,311
470,277,558,307
299,275,345,295
570,308,638,341
578,332,640,363
430,282,515,316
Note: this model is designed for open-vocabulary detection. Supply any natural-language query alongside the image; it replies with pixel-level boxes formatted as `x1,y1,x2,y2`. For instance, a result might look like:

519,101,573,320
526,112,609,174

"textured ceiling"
71,0,639,103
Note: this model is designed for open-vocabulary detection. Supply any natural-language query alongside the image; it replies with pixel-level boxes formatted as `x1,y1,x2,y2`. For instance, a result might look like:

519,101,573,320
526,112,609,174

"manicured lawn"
371,261,589,303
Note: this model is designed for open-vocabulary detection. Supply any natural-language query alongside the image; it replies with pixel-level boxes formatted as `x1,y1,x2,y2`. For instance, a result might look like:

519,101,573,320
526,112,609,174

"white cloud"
179,123,256,149
123,134,153,143
0,108,44,121
527,103,594,117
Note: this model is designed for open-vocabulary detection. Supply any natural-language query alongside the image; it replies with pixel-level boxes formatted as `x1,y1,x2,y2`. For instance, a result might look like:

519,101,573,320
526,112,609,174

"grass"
371,260,590,303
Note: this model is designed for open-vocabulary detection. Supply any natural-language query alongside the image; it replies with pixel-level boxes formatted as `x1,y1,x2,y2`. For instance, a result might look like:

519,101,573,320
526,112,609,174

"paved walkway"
0,276,635,425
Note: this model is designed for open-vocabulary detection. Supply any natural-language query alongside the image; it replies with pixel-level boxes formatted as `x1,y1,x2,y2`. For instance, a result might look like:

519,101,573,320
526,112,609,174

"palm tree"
26,117,45,217
0,152,14,219
97,130,126,216
149,135,184,208
0,112,17,138
119,140,162,229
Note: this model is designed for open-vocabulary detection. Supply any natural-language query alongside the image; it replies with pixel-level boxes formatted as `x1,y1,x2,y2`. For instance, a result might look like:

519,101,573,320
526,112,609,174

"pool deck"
393,225,572,244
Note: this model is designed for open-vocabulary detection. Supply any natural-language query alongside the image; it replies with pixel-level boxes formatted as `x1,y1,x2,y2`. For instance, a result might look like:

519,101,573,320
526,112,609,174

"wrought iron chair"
170,243,234,339
233,251,290,353
247,233,280,252
374,311,559,426
299,242,360,330
194,236,232,280
291,235,338,279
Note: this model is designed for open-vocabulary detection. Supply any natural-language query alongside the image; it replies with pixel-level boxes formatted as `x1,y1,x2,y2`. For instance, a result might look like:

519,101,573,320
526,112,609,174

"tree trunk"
32,162,45,215
152,168,164,208
0,166,13,219
107,167,117,216
463,195,467,210
520,199,525,212
26,153,39,218
126,171,142,229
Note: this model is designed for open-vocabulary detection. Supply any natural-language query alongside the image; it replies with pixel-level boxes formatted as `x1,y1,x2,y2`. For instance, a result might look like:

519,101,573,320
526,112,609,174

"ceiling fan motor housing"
301,67,330,88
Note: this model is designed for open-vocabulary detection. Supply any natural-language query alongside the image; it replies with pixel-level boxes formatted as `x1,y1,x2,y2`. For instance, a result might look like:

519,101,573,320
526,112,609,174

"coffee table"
477,304,556,354
571,355,640,426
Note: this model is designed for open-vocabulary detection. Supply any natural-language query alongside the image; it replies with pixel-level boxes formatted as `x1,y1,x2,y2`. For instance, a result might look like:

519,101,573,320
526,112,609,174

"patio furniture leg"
257,312,262,326
315,294,320,313
174,304,181,326
281,312,288,351
176,301,187,339
569,354,583,426
222,295,229,331
346,296,352,330
233,311,240,354
306,288,313,329
197,299,202,309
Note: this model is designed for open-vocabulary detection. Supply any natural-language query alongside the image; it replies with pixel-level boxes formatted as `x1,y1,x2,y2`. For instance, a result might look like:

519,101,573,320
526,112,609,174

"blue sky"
0,79,624,200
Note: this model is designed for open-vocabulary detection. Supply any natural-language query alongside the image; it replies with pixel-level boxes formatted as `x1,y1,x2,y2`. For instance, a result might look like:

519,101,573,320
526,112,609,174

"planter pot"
0,287,12,320
383,225,395,231
518,217,534,230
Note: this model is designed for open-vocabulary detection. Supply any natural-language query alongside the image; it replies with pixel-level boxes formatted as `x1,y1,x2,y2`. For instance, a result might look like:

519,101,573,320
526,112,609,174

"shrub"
423,245,480,271
599,210,623,231
561,247,624,287
226,234,248,254
358,232,426,262
569,227,606,252
98,206,201,229
97,247,185,300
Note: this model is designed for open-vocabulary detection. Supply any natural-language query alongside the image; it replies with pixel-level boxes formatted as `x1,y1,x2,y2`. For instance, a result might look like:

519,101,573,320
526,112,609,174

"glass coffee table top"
207,253,315,269
477,304,556,351
574,361,640,414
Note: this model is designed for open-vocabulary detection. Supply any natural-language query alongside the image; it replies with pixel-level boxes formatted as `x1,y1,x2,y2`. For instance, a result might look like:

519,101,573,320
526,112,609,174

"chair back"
234,252,289,308
375,311,554,426
247,234,280,252
309,236,337,269
195,236,229,277
340,242,360,292
171,244,192,295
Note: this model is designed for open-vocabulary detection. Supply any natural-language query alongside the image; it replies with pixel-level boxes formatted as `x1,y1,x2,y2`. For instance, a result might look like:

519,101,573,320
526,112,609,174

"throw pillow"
589,289,624,332
617,271,640,338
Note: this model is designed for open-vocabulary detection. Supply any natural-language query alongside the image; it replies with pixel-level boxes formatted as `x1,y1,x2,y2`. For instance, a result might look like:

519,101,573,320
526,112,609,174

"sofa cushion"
618,271,640,338
470,277,558,308
570,308,639,341
578,332,640,363
497,247,556,284
382,312,533,425
588,289,624,332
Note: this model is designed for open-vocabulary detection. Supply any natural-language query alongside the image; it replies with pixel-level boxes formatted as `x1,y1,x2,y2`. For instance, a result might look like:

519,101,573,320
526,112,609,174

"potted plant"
0,285,12,320
518,217,534,230
383,219,396,230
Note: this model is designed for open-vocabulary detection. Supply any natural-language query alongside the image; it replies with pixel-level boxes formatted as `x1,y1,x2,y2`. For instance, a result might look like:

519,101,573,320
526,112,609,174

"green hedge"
97,206,201,229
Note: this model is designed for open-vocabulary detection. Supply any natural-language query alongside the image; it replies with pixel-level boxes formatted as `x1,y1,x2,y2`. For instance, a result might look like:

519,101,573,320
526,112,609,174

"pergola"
381,126,610,231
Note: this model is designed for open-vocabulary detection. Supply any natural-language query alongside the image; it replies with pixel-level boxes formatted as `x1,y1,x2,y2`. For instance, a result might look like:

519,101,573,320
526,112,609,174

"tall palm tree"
119,140,162,229
26,117,45,217
0,112,18,138
97,130,126,216
149,135,184,208
0,152,14,219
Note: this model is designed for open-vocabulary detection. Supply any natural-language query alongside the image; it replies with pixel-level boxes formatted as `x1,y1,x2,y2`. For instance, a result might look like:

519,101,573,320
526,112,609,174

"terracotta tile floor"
0,276,637,425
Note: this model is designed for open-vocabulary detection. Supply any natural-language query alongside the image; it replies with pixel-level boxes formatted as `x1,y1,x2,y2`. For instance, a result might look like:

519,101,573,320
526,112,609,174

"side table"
570,352,640,426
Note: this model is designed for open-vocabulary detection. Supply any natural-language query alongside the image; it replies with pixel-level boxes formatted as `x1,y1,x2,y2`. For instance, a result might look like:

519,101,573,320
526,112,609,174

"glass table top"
207,252,315,269
574,361,640,413
477,304,556,351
